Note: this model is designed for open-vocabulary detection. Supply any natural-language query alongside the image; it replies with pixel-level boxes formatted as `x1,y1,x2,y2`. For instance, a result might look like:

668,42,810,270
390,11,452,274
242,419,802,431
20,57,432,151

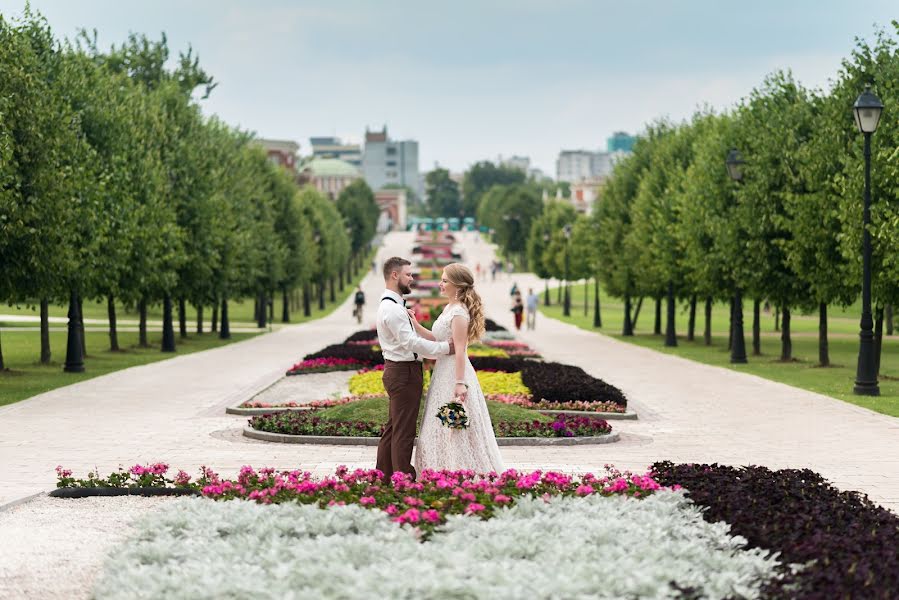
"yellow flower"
348,369,432,396
475,371,530,395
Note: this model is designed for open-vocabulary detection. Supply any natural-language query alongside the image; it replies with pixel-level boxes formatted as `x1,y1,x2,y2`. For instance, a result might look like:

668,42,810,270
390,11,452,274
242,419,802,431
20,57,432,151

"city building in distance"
362,126,422,199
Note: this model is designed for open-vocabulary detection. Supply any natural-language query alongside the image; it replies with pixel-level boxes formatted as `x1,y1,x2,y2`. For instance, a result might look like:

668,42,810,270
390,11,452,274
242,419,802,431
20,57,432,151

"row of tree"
0,11,380,370
517,24,899,370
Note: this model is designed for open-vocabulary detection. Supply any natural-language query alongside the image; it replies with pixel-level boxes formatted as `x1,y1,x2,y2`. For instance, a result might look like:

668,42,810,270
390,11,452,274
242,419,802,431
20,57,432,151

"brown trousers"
376,360,424,481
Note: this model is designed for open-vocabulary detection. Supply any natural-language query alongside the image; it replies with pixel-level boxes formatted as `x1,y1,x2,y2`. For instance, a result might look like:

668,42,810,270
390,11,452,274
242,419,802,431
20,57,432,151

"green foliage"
477,184,544,261
424,168,461,218
461,161,526,217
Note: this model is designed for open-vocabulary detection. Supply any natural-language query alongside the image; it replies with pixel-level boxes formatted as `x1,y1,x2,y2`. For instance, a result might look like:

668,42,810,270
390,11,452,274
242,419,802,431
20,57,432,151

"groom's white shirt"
377,289,449,361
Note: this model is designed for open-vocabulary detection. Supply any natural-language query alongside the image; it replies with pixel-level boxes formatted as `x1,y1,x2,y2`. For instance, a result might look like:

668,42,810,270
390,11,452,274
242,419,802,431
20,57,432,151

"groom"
376,256,454,481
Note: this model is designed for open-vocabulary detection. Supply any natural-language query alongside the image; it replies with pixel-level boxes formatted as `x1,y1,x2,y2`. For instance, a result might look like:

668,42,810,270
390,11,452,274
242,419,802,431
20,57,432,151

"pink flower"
422,509,441,524
174,470,191,486
465,502,486,514
575,485,594,496
493,494,511,503
55,466,72,478
359,496,377,506
403,496,424,507
385,504,399,515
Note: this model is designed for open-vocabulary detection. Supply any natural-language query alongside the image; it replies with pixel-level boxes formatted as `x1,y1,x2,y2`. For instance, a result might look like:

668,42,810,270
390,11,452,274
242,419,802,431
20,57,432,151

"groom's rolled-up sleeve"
389,309,449,358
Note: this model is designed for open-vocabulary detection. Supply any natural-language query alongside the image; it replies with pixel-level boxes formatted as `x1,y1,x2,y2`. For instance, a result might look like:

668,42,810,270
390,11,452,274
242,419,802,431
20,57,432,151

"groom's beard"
398,282,412,295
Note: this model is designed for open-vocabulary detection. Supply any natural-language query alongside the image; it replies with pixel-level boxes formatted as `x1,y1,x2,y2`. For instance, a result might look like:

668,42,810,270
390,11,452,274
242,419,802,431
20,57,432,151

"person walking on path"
526,288,539,330
512,291,524,331
353,286,366,324
375,257,454,482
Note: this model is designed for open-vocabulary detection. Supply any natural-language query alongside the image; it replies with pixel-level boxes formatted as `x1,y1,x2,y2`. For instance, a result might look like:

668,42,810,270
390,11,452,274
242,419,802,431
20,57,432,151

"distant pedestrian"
490,261,497,281
526,288,539,330
372,260,378,274
506,261,514,278
512,292,524,331
510,281,518,297
475,262,482,281
353,286,366,324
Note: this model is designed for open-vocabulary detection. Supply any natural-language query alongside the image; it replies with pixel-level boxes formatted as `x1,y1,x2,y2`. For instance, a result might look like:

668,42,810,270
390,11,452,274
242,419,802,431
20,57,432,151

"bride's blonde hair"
444,263,485,342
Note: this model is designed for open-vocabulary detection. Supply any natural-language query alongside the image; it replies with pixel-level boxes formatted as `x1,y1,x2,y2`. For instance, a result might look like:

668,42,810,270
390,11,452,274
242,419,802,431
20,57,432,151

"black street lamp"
852,86,884,396
563,223,572,317
726,148,747,364
63,290,85,372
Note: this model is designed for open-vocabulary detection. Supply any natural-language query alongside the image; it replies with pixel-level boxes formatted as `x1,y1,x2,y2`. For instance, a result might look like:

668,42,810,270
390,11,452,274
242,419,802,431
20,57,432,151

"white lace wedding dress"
415,304,505,474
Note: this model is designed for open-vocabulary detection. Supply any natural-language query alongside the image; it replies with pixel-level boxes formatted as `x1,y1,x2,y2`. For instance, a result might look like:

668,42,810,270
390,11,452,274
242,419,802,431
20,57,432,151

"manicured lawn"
0,257,375,407
0,330,257,407
316,395,554,426
543,282,899,417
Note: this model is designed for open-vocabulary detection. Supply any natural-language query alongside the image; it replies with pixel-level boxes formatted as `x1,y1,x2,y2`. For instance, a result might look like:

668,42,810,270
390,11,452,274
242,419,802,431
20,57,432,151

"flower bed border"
48,487,201,498
241,425,620,446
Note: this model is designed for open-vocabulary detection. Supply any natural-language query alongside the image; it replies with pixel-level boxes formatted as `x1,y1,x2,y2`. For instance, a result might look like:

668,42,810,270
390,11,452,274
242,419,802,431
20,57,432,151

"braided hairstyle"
443,263,486,342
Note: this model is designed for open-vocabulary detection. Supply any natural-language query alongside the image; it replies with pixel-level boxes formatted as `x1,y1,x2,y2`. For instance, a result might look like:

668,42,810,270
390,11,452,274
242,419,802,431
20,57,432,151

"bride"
411,263,505,474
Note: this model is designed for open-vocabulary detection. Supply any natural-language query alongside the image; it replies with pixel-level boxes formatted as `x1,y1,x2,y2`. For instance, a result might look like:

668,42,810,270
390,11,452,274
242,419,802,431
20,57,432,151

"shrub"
521,362,627,406
495,414,612,438
651,462,899,599
251,412,383,437
304,344,383,366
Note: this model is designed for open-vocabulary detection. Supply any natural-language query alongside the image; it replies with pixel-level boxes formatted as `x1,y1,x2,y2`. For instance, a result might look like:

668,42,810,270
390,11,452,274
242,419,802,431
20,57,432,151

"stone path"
1,230,898,514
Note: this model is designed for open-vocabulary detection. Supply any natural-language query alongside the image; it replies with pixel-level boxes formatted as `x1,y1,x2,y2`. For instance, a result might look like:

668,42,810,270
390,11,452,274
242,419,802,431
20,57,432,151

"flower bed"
487,394,627,414
286,357,366,375
495,413,611,438
251,411,384,437
303,344,383,366
521,362,628,406
475,370,530,395
344,329,377,343
652,461,899,599
348,369,432,396
239,394,383,410
469,356,530,372
247,405,608,440
467,345,509,358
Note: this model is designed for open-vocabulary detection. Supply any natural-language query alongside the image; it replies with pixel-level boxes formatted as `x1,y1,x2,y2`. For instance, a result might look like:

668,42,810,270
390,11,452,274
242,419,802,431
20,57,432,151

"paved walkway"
1,231,897,513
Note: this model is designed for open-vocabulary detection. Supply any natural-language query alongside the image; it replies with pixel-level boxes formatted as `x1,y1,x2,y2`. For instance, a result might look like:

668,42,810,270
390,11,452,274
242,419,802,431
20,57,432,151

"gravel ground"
247,370,354,405
0,494,175,599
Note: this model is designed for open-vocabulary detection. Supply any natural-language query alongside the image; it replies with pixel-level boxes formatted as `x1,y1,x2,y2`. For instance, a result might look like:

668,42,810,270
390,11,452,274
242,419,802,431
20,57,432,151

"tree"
425,168,461,218
461,161,526,217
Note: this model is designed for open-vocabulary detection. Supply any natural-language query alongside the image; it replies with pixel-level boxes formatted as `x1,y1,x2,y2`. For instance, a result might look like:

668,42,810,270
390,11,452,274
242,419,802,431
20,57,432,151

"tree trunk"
318,279,326,310
107,295,119,351
728,297,734,352
818,302,829,367
664,282,677,347
544,280,551,306
254,296,261,323
752,299,761,356
632,297,644,330
338,268,345,292
686,295,696,342
63,290,85,373
887,304,894,336
780,306,792,361
211,301,218,333
268,291,274,322
774,306,780,331
0,329,4,370
329,277,336,302
703,296,712,346
196,305,204,334
557,283,562,304
282,287,290,323
78,296,87,357
623,294,633,336
583,282,588,316
653,297,662,335
219,298,231,340
257,291,267,329
40,298,51,363
178,297,187,338
593,277,601,328
138,297,149,347
303,283,312,317
874,305,884,376
161,294,176,352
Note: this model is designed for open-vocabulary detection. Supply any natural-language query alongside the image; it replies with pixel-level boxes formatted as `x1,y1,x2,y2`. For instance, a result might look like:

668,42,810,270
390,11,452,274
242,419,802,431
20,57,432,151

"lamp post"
726,148,747,364
593,222,602,328
563,223,572,317
852,86,883,396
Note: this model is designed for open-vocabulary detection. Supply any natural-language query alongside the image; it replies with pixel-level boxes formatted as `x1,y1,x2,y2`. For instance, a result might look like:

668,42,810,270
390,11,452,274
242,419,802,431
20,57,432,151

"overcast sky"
2,1,896,174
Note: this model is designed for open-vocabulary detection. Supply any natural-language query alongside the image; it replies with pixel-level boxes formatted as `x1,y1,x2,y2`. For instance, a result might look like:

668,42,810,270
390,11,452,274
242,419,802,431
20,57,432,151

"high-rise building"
498,155,531,173
607,131,636,153
556,150,597,182
309,136,362,168
362,127,422,198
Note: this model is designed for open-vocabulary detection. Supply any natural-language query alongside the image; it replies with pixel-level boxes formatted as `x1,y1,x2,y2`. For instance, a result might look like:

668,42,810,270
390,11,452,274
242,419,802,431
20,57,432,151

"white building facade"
362,127,422,198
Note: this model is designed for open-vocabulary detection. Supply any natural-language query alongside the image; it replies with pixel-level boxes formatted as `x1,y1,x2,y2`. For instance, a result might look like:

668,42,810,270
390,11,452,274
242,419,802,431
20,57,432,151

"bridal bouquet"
436,402,469,429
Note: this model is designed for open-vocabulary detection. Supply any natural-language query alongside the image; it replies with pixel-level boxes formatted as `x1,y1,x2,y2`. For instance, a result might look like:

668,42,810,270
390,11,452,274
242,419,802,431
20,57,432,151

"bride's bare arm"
451,316,469,401
407,309,437,341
